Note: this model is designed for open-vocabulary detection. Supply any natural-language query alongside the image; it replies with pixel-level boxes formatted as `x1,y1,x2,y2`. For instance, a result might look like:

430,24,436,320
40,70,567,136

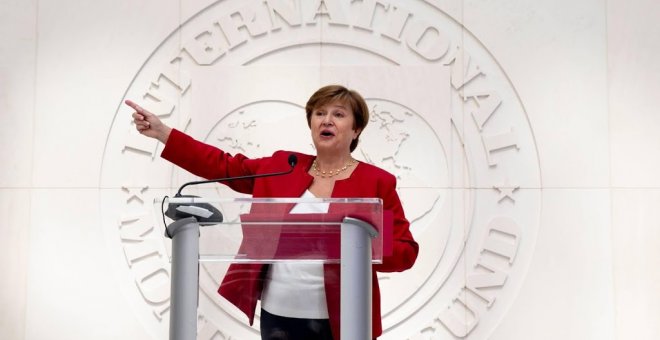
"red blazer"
162,129,419,339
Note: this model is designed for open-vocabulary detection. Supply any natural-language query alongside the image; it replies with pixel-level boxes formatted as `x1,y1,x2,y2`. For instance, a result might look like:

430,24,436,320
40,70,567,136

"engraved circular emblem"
100,1,541,339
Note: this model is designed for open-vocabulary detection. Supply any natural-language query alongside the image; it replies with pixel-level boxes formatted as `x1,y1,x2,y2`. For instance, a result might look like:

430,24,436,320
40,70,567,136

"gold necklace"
312,158,357,178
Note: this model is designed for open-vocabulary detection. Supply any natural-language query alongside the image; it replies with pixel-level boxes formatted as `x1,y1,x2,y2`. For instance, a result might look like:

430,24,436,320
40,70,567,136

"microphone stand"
174,153,298,197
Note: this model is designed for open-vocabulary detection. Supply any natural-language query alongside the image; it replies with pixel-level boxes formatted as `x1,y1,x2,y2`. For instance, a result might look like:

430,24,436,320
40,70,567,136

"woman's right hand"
125,99,172,144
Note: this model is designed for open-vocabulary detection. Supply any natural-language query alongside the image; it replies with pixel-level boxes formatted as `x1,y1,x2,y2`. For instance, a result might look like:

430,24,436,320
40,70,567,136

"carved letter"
119,213,170,316
122,184,149,204
381,5,411,42
438,291,479,337
141,62,191,120
482,216,521,263
406,21,450,61
119,212,163,268
217,4,270,50
122,132,158,159
353,0,388,32
133,257,170,306
151,62,192,96
481,128,519,167
465,91,502,131
306,0,349,26
465,268,507,307
182,29,227,65
266,0,303,29
443,46,484,90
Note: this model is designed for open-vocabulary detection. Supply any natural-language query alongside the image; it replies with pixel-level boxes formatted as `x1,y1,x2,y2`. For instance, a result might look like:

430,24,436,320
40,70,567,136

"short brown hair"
305,85,369,152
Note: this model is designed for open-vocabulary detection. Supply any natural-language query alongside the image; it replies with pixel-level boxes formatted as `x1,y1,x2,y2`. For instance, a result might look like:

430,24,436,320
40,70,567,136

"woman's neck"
314,152,353,169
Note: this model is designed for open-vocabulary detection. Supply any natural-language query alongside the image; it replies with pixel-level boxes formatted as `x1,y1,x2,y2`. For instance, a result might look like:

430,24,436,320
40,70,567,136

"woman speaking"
126,85,419,340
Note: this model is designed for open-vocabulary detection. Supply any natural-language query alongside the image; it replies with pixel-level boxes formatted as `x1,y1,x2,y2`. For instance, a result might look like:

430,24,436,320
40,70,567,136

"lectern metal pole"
166,217,200,340
341,217,378,340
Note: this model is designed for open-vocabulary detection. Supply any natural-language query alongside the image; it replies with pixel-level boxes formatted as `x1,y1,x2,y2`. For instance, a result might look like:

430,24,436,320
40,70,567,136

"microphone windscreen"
288,154,298,167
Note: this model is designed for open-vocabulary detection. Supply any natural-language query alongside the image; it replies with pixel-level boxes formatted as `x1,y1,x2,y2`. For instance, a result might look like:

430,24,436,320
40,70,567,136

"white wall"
1,0,658,339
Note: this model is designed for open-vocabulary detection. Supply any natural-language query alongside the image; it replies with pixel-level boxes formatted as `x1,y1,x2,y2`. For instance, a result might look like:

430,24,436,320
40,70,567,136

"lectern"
160,196,385,340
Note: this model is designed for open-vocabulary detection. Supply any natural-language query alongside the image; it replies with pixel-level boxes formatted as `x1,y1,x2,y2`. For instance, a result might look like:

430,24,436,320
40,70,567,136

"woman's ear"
353,128,362,139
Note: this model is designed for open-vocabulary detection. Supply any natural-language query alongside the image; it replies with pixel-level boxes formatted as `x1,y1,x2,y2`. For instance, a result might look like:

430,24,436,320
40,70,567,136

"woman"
127,85,419,339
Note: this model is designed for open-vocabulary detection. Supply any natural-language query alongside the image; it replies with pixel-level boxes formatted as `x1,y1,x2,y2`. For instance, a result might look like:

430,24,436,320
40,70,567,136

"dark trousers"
260,308,334,340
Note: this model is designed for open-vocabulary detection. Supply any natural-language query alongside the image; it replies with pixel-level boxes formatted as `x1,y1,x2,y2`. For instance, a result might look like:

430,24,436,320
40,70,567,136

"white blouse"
260,190,330,319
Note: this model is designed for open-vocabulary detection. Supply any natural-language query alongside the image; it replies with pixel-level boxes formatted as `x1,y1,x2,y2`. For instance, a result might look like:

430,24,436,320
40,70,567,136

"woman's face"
310,100,360,155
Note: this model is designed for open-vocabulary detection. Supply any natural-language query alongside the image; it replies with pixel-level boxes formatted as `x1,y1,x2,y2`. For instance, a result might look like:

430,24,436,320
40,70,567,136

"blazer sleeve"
160,129,261,194
373,173,419,272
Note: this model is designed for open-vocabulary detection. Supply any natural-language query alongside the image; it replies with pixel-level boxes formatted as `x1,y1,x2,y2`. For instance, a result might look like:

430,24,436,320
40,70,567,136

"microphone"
164,154,298,223
287,153,298,167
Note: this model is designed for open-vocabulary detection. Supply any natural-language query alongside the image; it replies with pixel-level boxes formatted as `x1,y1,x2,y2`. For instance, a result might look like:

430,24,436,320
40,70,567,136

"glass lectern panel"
155,196,384,263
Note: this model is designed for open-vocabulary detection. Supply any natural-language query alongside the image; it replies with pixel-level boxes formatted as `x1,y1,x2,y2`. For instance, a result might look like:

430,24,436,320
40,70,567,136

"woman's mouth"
320,130,335,137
